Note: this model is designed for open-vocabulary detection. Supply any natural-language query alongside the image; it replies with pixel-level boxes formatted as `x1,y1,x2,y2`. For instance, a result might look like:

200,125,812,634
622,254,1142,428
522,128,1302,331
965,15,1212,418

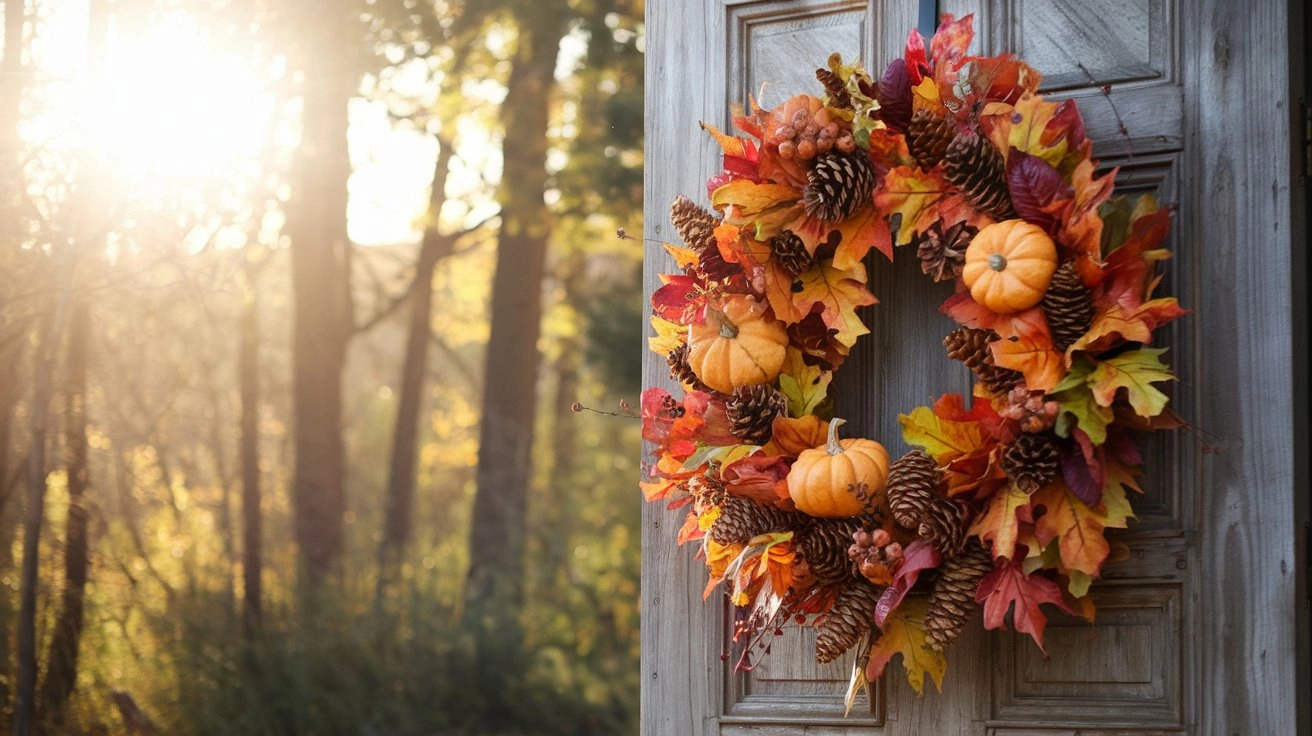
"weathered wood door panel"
641,1,1305,733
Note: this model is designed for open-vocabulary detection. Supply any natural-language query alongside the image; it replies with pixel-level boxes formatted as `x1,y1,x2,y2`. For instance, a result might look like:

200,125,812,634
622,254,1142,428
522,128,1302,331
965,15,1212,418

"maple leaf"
968,482,1031,560
980,94,1068,168
777,348,832,417
989,307,1065,392
927,13,975,82
875,541,941,627
647,315,685,357
711,180,804,238
1088,347,1175,418
789,259,876,348
875,166,991,248
899,405,988,464
1050,357,1113,445
940,291,1001,330
1031,480,1112,578
977,555,1075,652
866,596,947,695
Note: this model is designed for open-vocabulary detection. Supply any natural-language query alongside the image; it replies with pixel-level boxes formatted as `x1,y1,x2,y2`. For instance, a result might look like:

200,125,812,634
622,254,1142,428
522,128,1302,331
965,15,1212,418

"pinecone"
917,497,974,557
943,132,1016,220
914,220,976,282
886,450,938,531
796,518,862,587
815,67,851,110
670,195,718,252
906,109,956,169
924,538,993,652
1041,262,1095,352
803,151,877,222
815,579,882,664
943,327,1023,395
709,495,800,546
770,229,813,276
726,384,788,445
1001,432,1060,494
666,343,708,391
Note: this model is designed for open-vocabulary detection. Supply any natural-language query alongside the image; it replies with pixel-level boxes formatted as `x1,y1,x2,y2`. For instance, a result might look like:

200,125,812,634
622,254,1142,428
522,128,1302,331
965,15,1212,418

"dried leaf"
977,555,1075,652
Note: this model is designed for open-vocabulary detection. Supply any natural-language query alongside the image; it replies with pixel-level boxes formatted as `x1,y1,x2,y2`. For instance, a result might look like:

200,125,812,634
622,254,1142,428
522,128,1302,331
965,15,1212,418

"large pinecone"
886,450,938,531
709,495,800,546
726,384,788,445
1041,262,1095,352
943,327,1023,395
924,538,993,652
918,497,974,557
815,579,882,664
670,195,718,252
770,229,813,276
666,343,708,391
907,109,955,169
803,151,877,222
914,220,976,282
943,132,1016,220
1002,432,1060,494
796,518,862,587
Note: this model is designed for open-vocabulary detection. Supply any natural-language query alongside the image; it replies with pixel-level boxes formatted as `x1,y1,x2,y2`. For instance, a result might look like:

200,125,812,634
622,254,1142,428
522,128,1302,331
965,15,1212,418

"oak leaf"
899,405,989,465
989,307,1065,392
968,482,1032,560
1031,480,1113,578
1088,347,1174,418
866,596,947,695
790,259,876,348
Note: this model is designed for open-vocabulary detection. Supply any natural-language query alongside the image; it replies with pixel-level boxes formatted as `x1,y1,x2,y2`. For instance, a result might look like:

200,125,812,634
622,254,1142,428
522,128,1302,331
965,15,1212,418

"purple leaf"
876,59,912,133
1059,429,1105,507
1006,150,1071,233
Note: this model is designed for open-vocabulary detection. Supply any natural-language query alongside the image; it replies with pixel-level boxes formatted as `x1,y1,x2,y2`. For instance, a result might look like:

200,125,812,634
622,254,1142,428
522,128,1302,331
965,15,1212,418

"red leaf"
875,541,941,627
940,291,1000,330
876,58,912,132
977,556,1074,652
903,29,928,85
928,14,975,79
721,454,794,508
1006,149,1071,234
1057,428,1105,507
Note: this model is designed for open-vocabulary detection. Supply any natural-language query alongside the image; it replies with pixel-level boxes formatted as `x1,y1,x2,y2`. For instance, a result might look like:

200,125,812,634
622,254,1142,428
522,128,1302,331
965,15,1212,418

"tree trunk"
287,0,354,586
37,301,91,733
463,2,570,713
376,143,455,591
239,285,262,633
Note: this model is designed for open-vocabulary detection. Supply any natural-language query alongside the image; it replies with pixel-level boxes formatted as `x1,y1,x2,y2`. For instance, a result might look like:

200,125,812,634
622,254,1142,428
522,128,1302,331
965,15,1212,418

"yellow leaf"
865,597,946,695
968,482,1030,560
898,406,988,464
647,316,686,357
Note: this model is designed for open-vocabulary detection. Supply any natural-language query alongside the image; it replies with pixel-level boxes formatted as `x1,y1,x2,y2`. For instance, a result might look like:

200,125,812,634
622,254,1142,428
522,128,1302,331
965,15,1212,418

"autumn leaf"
647,315,685,357
940,291,1000,330
1032,480,1112,578
899,405,989,464
875,166,988,248
968,482,1032,560
1088,347,1174,418
875,541,941,627
1006,150,1070,234
866,596,947,695
790,259,876,348
977,555,1075,652
1050,357,1113,445
777,348,832,417
989,307,1064,392
980,93,1068,167
1057,428,1105,507
711,180,804,237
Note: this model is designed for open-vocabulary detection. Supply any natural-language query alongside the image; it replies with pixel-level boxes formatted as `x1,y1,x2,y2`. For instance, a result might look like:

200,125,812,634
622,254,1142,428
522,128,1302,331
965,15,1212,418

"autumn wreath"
640,15,1185,701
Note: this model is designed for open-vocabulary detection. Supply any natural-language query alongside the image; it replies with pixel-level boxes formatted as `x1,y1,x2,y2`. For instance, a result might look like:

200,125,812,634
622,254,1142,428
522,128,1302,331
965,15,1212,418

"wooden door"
641,0,1307,734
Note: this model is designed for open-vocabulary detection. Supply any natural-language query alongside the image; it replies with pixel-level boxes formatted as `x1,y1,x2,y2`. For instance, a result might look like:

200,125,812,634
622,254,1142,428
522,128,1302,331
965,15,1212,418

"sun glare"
83,12,275,186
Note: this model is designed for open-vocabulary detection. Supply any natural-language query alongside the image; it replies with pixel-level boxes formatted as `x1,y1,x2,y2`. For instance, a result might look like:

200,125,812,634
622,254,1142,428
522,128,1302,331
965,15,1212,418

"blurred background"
0,0,645,733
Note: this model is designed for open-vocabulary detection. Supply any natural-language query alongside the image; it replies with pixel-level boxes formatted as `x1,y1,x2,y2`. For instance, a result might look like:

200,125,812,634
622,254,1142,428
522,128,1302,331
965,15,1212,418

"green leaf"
778,349,832,417
1049,357,1112,445
1088,347,1174,418
1066,569,1094,598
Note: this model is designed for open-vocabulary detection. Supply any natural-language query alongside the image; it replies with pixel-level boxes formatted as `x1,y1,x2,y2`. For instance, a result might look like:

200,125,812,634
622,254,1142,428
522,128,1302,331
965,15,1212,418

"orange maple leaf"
1031,481,1117,578
875,166,992,248
968,482,1032,560
989,307,1064,391
789,260,876,348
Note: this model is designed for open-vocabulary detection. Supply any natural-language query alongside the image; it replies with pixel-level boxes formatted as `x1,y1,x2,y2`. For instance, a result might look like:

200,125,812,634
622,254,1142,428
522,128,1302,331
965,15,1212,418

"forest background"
0,0,645,733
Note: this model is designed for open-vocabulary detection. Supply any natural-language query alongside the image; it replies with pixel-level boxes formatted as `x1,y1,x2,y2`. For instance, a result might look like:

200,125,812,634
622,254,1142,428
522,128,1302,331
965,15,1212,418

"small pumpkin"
786,418,890,518
686,296,787,394
962,219,1058,313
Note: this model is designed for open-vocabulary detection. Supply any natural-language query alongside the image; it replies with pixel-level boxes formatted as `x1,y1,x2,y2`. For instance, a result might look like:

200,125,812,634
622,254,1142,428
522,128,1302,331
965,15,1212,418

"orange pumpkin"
962,219,1058,313
786,418,890,518
686,296,787,394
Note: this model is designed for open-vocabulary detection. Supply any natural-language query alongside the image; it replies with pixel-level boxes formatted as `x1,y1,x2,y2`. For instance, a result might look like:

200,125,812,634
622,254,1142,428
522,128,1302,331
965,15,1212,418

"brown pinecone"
917,497,974,557
670,195,718,252
815,579,882,664
770,229,813,276
726,384,788,445
796,518,862,587
709,494,800,546
943,131,1016,220
943,327,1023,395
906,109,955,169
1041,262,1095,352
803,151,877,221
886,450,938,531
667,343,709,391
924,538,993,652
914,220,976,282
1002,432,1060,494
815,67,852,110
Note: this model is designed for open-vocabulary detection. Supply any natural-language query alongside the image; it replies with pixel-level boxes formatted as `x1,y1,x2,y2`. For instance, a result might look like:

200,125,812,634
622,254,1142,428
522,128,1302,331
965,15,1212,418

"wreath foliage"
640,15,1186,702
